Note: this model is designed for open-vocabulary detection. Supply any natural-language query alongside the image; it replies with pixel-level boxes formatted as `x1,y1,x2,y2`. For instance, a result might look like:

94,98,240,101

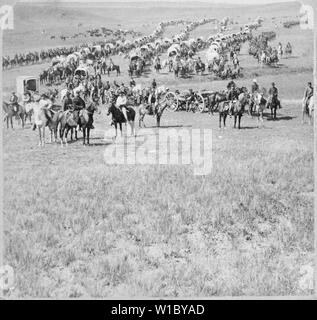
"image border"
0,0,316,300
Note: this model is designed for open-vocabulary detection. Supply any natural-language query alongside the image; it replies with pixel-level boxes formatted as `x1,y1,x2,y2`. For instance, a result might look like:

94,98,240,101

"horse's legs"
65,128,70,146
238,115,242,129
120,123,123,137
224,114,228,128
83,127,86,145
87,128,90,145
234,115,237,128
219,113,222,128
42,127,45,146
156,114,161,127
20,114,25,129
114,123,117,139
274,107,277,120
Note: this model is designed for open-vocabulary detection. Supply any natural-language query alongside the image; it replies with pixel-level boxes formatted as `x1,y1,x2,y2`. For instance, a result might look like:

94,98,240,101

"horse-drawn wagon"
16,76,40,98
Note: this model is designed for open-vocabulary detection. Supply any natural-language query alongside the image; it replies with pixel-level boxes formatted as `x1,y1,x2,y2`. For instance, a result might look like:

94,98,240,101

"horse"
253,92,267,127
107,64,121,76
285,43,292,57
195,61,205,75
266,96,280,120
230,92,251,129
107,104,136,138
3,102,26,129
59,108,81,146
154,60,161,73
207,91,228,115
172,60,181,78
28,102,62,146
218,101,231,128
79,102,100,145
302,96,314,125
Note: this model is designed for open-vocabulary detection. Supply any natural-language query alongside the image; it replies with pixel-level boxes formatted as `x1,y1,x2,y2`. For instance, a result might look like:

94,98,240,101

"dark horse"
107,104,136,138
230,92,250,129
266,97,280,120
218,101,231,128
195,61,205,75
3,102,26,129
107,64,121,76
79,102,99,145
207,91,228,115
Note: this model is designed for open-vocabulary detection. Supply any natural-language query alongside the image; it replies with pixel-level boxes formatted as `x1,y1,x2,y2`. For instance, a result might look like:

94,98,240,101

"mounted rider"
73,91,86,131
251,79,259,94
63,91,73,111
303,82,313,110
109,58,114,69
148,87,158,115
115,90,129,122
152,79,157,90
267,82,281,109
9,92,19,112
129,78,136,88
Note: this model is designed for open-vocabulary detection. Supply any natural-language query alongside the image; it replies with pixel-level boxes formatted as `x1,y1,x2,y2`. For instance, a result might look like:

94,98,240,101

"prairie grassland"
2,1,314,297
3,101,314,297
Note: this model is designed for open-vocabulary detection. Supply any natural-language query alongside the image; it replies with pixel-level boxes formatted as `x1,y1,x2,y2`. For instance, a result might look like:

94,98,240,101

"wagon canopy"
92,45,101,51
167,44,181,57
140,45,149,51
129,50,142,61
105,43,114,49
205,49,220,62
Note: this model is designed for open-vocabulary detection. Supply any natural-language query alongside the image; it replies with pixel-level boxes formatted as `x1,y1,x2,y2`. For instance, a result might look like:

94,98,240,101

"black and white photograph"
0,0,315,300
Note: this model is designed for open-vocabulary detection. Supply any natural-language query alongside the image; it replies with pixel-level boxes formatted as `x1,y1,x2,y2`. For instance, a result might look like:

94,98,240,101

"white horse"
253,92,267,127
302,96,314,125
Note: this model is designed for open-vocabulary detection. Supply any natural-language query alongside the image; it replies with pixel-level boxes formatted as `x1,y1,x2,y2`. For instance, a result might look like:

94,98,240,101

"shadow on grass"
266,116,296,121
143,124,192,129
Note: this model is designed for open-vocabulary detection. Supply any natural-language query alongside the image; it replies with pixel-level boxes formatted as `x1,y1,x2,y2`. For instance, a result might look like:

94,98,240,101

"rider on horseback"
9,92,19,113
63,91,73,111
148,87,157,115
251,79,259,94
303,82,313,110
115,90,129,122
73,91,86,131
129,78,136,88
267,82,281,109
152,79,157,90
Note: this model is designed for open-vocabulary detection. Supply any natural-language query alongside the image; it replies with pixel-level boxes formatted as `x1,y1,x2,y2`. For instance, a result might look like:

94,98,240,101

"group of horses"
249,33,292,68
206,87,282,129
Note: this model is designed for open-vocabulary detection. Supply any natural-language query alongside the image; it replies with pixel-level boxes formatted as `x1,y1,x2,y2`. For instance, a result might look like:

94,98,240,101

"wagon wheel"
164,92,179,112
194,93,205,113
